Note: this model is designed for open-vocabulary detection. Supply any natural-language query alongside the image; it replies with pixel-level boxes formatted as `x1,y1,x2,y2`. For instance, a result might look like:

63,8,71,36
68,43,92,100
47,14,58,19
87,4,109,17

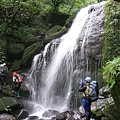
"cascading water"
26,1,106,118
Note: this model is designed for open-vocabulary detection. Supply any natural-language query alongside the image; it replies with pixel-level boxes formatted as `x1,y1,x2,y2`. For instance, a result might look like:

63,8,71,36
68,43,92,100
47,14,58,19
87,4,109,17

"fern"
103,57,120,90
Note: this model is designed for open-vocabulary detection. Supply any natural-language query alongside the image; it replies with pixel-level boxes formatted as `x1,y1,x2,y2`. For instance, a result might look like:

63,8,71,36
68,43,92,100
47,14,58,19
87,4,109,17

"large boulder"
20,33,36,46
20,82,30,98
21,42,40,67
42,109,60,118
10,60,22,71
46,25,62,39
0,97,16,112
8,103,29,119
13,109,29,119
7,43,25,61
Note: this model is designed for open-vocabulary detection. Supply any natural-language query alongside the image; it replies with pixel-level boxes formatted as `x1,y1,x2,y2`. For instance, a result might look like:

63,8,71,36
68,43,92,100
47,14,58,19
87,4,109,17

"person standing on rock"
37,32,46,46
0,63,9,89
12,72,23,98
78,77,92,120
1,63,9,86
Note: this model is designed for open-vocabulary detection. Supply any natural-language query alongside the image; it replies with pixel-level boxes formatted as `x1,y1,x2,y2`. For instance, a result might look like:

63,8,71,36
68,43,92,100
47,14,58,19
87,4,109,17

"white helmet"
85,77,92,83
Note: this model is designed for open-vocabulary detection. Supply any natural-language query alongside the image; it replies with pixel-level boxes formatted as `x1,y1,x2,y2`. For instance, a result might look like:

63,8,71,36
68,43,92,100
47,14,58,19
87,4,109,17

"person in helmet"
12,72,23,98
79,77,92,120
0,63,9,88
37,32,46,46
85,77,92,83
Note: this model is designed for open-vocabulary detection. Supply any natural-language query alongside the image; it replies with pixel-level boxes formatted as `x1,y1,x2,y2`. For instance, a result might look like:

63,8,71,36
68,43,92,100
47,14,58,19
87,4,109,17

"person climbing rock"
0,71,2,91
79,77,99,120
1,63,8,85
37,32,46,46
12,72,23,98
0,63,9,89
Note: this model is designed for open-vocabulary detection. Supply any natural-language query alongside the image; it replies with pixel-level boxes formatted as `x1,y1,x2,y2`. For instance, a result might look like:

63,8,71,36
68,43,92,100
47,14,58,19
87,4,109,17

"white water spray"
26,2,106,117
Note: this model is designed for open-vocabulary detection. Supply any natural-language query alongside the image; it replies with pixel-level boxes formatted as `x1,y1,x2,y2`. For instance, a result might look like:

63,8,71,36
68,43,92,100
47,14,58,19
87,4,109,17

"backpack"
88,80,99,98
0,65,4,73
3,66,8,74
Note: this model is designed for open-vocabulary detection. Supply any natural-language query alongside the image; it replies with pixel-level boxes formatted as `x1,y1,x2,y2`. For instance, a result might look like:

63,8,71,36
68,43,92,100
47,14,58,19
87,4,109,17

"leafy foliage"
103,0,120,65
0,0,97,63
103,57,120,90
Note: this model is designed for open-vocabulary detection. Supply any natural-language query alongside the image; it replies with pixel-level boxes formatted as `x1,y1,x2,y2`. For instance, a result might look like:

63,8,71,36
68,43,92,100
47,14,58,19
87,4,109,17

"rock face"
77,2,105,72
21,42,41,67
71,1,106,109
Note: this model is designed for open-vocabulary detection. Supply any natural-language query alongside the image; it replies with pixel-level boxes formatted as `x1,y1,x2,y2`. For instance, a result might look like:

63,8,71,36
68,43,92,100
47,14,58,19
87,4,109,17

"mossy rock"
46,25,62,37
21,42,40,67
46,25,65,40
103,103,120,120
7,43,25,61
11,60,21,71
0,97,16,111
8,43,25,55
20,34,36,46
92,108,104,119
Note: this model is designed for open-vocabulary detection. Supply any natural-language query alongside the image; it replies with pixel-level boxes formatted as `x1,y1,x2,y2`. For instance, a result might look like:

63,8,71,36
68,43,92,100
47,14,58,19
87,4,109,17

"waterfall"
26,1,106,116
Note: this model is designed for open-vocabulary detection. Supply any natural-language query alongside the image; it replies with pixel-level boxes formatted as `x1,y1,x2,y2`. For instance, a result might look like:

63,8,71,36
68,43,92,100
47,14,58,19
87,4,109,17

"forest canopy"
0,0,101,64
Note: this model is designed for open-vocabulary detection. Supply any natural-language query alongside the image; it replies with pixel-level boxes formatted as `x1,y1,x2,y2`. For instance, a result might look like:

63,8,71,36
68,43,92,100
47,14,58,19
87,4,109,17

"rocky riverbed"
0,85,116,120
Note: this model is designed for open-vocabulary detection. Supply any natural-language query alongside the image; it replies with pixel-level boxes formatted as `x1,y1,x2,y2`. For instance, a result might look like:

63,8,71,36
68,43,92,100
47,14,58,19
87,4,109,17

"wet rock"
88,6,95,14
18,109,29,119
56,110,75,120
18,99,43,114
99,86,110,97
0,113,16,120
8,103,29,119
42,109,60,118
20,83,30,98
28,115,39,120
9,103,23,111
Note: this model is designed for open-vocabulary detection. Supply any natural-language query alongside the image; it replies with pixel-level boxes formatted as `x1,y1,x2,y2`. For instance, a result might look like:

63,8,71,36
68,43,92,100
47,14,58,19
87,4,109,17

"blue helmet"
84,77,92,83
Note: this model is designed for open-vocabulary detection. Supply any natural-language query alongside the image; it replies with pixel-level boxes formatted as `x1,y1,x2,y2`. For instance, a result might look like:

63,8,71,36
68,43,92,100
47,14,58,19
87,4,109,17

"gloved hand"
80,81,84,87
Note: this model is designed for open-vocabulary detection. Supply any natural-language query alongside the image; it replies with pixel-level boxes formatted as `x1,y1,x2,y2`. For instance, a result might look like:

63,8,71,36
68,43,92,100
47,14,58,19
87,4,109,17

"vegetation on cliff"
103,0,120,64
103,0,120,91
102,0,120,118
